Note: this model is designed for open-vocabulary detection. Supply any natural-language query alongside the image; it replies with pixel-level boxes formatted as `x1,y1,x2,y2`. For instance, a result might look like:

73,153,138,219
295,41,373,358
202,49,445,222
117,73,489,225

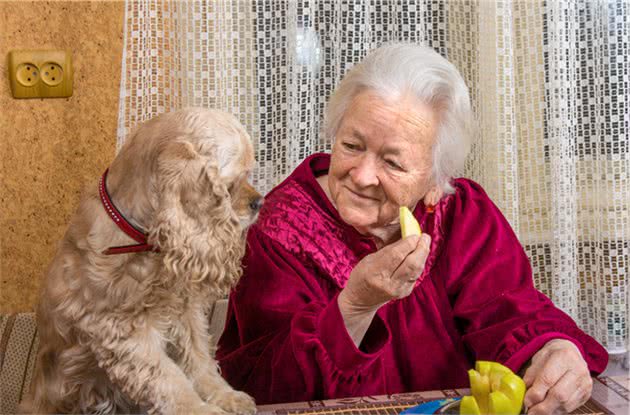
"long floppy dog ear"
148,140,244,295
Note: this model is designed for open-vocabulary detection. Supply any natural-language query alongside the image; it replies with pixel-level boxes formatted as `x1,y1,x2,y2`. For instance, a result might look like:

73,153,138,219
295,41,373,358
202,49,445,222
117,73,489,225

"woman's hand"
338,233,431,346
523,339,592,414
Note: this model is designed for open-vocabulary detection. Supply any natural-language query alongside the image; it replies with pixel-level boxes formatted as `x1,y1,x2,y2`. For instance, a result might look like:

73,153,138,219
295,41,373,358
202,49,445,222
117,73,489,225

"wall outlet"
7,50,73,99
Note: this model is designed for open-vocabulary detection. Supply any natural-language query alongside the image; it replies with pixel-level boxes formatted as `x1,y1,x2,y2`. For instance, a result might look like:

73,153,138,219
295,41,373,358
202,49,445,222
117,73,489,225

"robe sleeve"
216,226,391,405
441,180,608,374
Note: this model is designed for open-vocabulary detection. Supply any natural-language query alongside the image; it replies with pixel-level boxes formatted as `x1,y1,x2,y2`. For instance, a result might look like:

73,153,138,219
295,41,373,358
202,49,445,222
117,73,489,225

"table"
257,375,629,415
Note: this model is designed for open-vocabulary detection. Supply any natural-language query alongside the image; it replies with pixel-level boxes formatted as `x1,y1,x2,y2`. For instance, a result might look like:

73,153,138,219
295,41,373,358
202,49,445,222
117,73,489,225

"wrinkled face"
328,90,438,235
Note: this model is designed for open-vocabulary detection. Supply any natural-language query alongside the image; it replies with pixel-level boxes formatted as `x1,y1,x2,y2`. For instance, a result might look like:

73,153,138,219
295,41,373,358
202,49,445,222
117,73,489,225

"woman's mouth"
345,186,379,201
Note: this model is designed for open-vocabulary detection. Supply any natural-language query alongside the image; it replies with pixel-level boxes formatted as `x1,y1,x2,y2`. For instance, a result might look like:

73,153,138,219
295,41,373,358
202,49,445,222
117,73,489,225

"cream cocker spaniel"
22,108,262,414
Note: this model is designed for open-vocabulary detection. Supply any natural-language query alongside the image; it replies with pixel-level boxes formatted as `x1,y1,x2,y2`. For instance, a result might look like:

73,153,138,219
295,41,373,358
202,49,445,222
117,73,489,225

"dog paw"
211,390,256,415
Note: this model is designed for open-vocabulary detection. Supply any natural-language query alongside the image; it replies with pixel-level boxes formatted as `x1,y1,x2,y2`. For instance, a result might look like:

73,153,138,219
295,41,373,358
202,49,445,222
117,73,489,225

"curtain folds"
118,0,629,353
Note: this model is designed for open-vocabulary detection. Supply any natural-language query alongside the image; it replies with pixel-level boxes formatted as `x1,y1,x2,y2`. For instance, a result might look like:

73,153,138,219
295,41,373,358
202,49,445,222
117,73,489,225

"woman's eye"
342,142,360,151
385,159,403,170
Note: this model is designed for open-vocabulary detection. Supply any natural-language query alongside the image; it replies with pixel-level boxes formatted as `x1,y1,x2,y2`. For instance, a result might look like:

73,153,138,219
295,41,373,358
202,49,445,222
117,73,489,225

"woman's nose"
350,156,379,187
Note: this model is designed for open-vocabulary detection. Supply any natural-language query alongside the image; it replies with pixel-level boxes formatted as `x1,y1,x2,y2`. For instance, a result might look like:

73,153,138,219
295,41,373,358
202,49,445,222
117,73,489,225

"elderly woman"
216,44,607,414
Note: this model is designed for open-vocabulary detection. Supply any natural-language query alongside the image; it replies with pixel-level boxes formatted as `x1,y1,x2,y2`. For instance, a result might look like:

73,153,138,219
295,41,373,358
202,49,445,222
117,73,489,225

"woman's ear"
423,186,443,207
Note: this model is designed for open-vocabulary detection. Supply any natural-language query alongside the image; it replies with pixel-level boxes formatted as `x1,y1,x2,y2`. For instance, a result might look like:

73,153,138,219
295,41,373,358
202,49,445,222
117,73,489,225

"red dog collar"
98,169,158,255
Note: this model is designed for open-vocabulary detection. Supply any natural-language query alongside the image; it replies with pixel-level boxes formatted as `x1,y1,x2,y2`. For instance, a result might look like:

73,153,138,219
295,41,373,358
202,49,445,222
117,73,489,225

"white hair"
324,43,474,194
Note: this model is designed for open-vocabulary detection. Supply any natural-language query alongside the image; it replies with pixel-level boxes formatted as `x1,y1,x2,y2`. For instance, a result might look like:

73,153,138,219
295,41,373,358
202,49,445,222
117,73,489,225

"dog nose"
250,197,264,212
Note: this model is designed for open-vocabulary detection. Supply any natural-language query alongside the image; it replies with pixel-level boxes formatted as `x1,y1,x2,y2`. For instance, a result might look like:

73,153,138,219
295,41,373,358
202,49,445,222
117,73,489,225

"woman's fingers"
395,234,430,277
526,369,589,414
523,354,567,413
343,233,431,307
378,234,421,270
566,376,592,412
524,339,592,415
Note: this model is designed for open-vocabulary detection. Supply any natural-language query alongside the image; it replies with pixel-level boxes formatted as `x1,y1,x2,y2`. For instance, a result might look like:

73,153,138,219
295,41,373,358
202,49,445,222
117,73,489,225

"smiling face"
327,90,439,236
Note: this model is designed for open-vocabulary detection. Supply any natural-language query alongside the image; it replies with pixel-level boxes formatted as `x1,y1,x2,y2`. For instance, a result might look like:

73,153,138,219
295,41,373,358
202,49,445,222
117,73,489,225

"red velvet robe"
217,153,608,405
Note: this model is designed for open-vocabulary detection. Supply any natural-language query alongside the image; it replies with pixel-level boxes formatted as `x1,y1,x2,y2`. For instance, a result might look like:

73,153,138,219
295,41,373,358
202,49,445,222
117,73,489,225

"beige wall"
0,1,125,313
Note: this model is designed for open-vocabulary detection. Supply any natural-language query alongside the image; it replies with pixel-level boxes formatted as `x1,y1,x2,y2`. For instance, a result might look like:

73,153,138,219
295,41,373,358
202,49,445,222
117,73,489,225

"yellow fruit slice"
400,206,422,238
460,361,526,415
460,395,482,415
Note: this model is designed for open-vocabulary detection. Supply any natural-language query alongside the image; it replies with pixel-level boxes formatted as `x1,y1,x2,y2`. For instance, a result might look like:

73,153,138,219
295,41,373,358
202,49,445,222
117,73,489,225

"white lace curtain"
118,0,629,353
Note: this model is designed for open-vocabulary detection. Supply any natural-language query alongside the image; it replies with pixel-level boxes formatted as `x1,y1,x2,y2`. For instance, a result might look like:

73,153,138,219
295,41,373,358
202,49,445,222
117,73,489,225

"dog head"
107,108,262,295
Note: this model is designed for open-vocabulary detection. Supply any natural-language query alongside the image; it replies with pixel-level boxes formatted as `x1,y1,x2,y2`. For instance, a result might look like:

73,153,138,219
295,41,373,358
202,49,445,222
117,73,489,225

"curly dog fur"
21,108,261,414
